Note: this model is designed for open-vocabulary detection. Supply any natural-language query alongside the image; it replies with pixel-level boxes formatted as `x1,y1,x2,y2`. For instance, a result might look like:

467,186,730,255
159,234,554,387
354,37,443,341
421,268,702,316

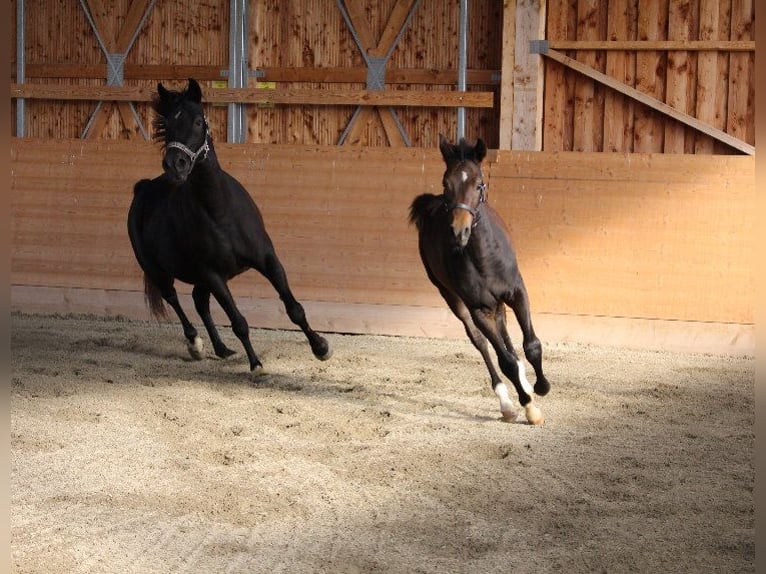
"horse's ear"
157,82,169,101
439,134,456,163
186,79,203,103
473,138,487,163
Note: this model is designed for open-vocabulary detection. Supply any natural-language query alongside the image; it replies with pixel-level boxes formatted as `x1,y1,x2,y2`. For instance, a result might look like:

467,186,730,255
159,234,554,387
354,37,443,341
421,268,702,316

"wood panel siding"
542,0,755,153
11,140,755,329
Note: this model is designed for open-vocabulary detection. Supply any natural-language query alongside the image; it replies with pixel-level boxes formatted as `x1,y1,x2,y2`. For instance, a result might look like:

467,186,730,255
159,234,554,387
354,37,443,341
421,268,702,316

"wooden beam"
115,0,153,52
539,48,755,155
11,83,495,108
24,63,500,85
548,40,755,51
370,0,417,58
498,0,516,150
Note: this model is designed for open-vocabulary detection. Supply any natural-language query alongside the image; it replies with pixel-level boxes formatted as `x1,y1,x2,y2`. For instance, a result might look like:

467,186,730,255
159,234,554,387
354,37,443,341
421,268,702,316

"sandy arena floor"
10,312,754,573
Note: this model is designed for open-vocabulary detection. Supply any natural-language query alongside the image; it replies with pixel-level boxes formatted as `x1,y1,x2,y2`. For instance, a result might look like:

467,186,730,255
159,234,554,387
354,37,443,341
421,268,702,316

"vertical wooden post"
511,0,546,151
498,0,516,149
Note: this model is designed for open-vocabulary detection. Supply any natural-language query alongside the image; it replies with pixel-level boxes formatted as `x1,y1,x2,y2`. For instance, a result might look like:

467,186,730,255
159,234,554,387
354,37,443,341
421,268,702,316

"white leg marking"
518,360,534,396
495,382,518,420
187,336,204,360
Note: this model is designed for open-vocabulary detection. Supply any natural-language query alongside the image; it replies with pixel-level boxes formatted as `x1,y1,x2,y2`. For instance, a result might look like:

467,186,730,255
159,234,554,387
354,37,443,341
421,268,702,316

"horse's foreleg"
260,253,331,361
192,286,236,359
508,283,550,397
470,307,543,425
439,289,517,420
158,282,204,360
205,275,263,376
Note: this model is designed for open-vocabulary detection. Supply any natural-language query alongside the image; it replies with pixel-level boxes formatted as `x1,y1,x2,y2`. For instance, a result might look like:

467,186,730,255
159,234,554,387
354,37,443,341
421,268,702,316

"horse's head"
439,134,488,248
153,79,211,185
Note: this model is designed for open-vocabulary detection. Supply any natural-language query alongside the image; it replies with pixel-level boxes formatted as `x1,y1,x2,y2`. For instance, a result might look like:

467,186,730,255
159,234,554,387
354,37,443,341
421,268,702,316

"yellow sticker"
256,82,276,89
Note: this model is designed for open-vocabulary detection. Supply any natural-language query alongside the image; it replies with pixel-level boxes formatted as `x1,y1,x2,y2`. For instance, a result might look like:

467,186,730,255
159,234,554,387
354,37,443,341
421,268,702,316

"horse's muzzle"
163,151,192,185
451,209,473,248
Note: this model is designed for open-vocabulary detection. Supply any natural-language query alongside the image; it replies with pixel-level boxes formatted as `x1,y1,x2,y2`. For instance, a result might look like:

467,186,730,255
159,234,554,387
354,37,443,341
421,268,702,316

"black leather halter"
447,182,487,226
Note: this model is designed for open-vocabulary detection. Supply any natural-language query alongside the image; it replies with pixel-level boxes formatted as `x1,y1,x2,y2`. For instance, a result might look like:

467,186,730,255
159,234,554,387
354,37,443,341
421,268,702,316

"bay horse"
409,135,550,424
127,79,331,377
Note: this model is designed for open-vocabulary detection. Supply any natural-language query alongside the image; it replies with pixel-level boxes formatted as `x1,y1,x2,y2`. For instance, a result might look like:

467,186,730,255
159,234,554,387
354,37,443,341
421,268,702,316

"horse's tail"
143,274,169,320
409,193,442,230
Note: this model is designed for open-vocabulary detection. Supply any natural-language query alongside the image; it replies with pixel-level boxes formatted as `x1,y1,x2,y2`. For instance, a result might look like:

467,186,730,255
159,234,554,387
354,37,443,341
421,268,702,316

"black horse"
127,79,331,377
409,135,549,424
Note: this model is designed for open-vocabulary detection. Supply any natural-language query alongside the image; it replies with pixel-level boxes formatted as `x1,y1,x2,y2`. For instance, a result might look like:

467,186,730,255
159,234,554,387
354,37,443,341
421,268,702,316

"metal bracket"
105,53,126,86
529,40,549,54
366,57,387,91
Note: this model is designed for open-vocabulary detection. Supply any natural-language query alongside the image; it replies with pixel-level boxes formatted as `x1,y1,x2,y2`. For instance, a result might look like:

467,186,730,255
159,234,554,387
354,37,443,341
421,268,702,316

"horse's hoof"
187,336,204,360
524,403,544,425
500,408,518,422
534,378,551,396
316,346,333,361
250,365,265,380
215,347,237,359
313,339,332,361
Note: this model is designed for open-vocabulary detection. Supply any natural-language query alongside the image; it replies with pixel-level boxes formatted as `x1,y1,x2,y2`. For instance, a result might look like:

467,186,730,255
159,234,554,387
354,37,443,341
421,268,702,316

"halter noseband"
165,118,210,168
448,182,487,226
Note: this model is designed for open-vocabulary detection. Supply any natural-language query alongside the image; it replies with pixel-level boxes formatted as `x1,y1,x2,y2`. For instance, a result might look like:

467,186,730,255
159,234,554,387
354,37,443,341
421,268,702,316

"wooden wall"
10,140,755,352
543,0,755,153
11,1,754,153
10,0,502,147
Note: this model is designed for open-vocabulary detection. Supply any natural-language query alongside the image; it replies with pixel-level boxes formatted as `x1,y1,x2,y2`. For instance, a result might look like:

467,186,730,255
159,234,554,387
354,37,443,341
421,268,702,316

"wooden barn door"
539,0,754,154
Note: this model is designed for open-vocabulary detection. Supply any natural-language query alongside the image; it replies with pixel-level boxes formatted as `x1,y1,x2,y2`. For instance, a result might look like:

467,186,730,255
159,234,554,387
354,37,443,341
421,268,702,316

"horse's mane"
151,91,177,145
409,193,444,230
151,87,190,145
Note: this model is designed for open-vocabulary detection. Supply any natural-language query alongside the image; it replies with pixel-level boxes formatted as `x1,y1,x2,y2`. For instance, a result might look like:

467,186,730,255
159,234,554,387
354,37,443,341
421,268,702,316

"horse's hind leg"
259,252,331,361
495,303,536,400
470,307,543,425
508,282,550,397
192,285,236,359
438,288,517,420
204,274,263,376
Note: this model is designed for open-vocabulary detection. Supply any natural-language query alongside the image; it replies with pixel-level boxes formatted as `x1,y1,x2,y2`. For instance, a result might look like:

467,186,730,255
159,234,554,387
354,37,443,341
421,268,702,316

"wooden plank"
498,0,516,150
541,0,575,151
343,0,378,54
603,0,635,152
115,0,153,52
369,0,418,58
512,0,546,150
549,39,755,50
573,0,601,152
694,0,721,154
664,0,693,153
540,49,755,155
377,108,407,146
11,83,495,108
633,0,667,153
727,0,755,145
24,63,227,81
10,285,755,355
